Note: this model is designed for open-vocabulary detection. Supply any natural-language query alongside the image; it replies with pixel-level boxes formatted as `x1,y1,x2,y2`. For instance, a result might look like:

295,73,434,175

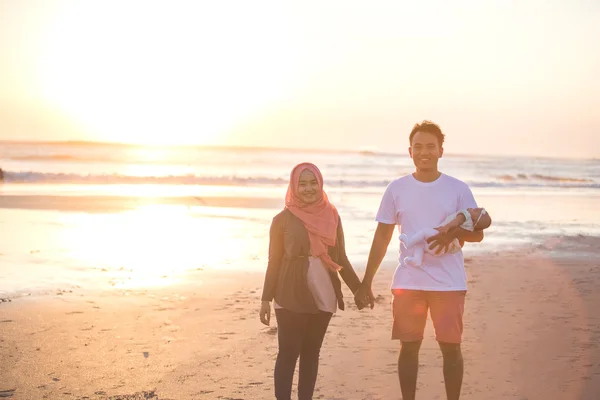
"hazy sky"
1,0,599,158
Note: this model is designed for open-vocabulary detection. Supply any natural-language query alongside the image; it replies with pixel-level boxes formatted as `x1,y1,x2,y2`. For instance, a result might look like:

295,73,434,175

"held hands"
353,284,375,310
261,285,375,321
259,301,271,325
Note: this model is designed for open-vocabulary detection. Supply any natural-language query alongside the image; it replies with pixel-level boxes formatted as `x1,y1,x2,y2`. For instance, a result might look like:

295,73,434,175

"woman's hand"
259,301,271,325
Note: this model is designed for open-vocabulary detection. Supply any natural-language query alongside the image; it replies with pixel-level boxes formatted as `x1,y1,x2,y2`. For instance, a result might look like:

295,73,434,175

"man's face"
297,169,321,204
409,131,443,171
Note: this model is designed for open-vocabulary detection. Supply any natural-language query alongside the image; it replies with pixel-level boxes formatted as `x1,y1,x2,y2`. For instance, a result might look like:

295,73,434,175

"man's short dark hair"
409,120,445,147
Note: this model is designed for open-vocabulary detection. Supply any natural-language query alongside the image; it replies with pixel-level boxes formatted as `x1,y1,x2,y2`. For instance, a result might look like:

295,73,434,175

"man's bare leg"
398,340,422,400
439,342,463,400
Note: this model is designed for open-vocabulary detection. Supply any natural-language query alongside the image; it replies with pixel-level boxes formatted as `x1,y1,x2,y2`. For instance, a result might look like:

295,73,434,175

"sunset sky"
1,0,599,158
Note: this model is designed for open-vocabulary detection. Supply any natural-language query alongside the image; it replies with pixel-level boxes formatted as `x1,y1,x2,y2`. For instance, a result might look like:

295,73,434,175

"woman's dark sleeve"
336,216,362,294
261,214,285,302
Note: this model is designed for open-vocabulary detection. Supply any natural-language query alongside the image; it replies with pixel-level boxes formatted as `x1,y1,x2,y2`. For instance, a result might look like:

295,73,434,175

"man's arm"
428,210,492,252
355,222,395,308
456,227,484,244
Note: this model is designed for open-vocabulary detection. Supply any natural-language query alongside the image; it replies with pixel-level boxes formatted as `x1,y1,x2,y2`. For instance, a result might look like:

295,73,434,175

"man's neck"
412,170,441,183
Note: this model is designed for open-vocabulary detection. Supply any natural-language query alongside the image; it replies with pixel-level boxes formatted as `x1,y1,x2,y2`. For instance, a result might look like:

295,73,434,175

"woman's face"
297,169,321,204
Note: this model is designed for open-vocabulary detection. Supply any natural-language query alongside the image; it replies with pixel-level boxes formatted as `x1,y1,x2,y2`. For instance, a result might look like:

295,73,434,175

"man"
354,121,491,400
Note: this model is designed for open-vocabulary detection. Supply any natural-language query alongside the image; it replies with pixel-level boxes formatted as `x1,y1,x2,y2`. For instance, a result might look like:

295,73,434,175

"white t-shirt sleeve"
458,183,478,210
375,183,398,225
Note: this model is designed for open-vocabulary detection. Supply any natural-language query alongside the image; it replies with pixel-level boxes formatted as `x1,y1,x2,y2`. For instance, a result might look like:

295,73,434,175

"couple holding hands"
259,121,492,400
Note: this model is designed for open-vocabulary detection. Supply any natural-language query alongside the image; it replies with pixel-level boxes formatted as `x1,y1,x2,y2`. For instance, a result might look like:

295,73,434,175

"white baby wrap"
399,209,477,267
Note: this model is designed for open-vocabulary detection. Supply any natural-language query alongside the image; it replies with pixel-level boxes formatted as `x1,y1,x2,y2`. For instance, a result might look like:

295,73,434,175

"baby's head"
467,207,490,230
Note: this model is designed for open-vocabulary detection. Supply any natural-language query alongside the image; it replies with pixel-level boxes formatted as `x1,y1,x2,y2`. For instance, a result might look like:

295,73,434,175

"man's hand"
354,284,375,310
426,227,457,254
434,224,451,235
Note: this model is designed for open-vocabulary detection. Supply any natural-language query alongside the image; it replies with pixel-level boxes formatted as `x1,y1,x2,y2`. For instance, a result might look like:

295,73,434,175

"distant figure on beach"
354,121,492,400
0,167,4,182
260,162,362,400
399,207,492,267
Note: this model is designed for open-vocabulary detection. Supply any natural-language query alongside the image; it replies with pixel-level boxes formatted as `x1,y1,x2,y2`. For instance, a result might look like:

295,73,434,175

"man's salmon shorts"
392,289,466,343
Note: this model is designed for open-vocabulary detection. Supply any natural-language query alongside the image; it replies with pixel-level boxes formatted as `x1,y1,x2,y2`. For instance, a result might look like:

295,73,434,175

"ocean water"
1,142,599,296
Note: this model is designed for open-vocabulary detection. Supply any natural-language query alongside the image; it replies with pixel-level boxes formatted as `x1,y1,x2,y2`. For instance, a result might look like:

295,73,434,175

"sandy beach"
1,237,600,400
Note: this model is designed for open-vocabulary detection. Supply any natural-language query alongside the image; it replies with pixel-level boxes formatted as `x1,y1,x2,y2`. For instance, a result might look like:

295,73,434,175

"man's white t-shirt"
376,173,478,291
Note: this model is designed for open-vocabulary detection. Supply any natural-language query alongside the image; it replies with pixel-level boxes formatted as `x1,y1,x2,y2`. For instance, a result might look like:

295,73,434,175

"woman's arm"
261,213,285,302
336,217,362,294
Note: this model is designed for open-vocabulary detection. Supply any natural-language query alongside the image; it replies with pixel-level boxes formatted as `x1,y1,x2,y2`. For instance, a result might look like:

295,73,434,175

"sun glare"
60,204,264,288
35,2,297,145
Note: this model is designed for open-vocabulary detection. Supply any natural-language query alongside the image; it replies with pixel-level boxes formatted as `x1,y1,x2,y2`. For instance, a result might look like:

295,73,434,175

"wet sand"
0,194,283,213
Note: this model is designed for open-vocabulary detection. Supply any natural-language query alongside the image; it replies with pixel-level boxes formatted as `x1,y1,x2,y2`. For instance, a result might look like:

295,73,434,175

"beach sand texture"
2,239,600,400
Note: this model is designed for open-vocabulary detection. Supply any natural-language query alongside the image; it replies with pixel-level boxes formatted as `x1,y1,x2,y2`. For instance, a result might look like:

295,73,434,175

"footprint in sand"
107,390,158,399
374,294,387,304
0,389,16,398
264,327,278,335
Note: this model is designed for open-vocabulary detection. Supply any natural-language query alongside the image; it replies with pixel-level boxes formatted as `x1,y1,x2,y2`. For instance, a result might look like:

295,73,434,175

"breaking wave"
1,170,598,190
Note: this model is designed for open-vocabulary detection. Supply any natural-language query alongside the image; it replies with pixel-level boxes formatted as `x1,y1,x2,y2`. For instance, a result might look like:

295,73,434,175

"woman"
259,162,361,400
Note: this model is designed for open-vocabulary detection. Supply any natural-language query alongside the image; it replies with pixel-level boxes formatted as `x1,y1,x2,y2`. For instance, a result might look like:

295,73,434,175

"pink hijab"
285,163,342,272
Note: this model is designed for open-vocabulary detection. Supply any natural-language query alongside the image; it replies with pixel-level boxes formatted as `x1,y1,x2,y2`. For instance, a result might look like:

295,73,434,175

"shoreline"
0,194,284,213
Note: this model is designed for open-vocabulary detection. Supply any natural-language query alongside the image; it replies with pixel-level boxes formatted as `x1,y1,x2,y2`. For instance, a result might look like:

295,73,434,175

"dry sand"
2,242,600,399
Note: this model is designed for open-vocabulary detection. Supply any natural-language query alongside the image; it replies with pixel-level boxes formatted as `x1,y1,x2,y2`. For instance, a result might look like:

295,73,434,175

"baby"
399,207,491,267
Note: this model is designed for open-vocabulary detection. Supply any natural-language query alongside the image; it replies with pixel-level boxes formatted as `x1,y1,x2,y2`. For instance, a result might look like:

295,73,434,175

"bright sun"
35,3,297,145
